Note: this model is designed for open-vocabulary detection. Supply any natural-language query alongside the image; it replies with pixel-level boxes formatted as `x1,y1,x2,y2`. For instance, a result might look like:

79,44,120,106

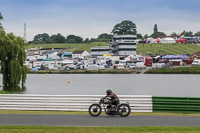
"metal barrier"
0,94,152,112
153,96,200,112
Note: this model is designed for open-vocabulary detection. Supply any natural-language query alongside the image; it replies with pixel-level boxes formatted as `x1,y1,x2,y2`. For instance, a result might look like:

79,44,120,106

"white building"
72,50,90,59
110,35,137,56
90,46,110,57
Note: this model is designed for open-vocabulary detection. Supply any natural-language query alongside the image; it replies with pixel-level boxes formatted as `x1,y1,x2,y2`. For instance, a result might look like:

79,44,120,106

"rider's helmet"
106,89,112,95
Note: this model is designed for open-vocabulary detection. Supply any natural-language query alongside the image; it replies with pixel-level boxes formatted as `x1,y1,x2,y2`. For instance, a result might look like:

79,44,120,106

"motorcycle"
88,97,131,117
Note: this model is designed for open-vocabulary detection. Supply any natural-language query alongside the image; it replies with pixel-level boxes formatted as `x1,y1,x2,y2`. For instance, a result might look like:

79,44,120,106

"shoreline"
145,66,200,74
27,69,137,74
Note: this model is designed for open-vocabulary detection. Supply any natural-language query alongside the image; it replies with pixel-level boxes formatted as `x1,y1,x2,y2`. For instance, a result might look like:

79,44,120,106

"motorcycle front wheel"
117,103,131,117
88,104,102,117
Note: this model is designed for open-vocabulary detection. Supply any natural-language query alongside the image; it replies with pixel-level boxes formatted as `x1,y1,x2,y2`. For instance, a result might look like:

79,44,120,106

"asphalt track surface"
0,114,200,127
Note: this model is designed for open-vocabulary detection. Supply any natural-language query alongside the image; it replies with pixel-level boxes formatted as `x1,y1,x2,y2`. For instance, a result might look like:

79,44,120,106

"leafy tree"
137,33,143,40
98,33,113,39
75,36,83,43
150,24,166,38
194,31,200,37
90,38,96,42
84,38,90,43
144,34,148,39
50,33,65,43
170,32,178,37
97,33,113,42
66,35,83,43
33,33,49,44
151,32,166,38
0,31,27,92
67,39,76,43
153,24,158,33
0,12,3,30
181,31,193,36
112,20,137,35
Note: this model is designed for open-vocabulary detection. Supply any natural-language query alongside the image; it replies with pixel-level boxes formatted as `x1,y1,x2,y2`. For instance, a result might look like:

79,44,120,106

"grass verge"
28,43,200,55
0,126,200,133
0,91,10,94
145,66,200,74
1,110,200,116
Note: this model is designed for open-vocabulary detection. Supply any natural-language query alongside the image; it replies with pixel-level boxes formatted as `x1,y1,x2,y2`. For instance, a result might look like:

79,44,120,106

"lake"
0,74,199,97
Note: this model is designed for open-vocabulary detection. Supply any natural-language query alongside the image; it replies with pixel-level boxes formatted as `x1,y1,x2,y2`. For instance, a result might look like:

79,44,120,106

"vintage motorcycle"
88,97,131,117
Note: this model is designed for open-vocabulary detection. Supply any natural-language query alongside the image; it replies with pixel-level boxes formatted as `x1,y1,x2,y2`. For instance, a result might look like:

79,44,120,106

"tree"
144,34,148,39
33,33,49,44
150,24,166,38
137,33,143,40
153,24,158,33
194,31,200,37
0,31,27,92
50,33,65,43
181,31,193,36
112,20,137,35
90,38,96,42
98,33,113,39
67,39,76,43
97,33,113,42
84,38,90,43
0,12,3,30
170,32,178,36
66,35,83,43
151,32,166,38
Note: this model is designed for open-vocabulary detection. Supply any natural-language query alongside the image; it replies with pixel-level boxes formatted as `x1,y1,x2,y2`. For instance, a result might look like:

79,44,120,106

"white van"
135,62,146,69
192,59,200,66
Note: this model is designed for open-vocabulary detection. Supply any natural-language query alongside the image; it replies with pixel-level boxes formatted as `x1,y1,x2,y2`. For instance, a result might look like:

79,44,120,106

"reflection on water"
0,74,200,97
1,85,26,94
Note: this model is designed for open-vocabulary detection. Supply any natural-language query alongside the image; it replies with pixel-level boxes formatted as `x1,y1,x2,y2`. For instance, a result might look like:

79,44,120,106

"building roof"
73,50,85,54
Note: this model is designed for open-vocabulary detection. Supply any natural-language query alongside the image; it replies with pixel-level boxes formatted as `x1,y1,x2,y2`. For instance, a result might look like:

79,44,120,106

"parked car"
128,63,136,69
135,62,146,69
117,63,125,69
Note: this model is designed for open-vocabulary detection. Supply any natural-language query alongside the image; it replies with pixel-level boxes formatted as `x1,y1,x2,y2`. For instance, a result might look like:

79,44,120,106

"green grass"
1,110,200,116
146,66,200,74
137,43,200,55
27,42,109,52
0,91,10,94
0,126,200,133
28,42,200,55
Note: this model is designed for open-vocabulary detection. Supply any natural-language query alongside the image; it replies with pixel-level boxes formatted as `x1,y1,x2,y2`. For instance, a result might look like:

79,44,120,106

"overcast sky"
1,0,200,41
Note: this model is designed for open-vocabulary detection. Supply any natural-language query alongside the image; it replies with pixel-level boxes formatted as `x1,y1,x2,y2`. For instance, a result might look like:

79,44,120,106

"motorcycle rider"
106,89,119,111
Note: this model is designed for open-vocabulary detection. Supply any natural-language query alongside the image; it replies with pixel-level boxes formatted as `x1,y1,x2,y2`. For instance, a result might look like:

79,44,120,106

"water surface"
0,74,199,97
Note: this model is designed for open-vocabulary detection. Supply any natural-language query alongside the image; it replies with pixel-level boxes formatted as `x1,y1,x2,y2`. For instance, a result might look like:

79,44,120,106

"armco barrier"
153,96,200,112
0,94,152,112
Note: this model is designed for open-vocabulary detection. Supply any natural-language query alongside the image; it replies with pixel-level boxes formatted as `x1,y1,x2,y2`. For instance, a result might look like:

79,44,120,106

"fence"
153,96,200,112
0,94,153,112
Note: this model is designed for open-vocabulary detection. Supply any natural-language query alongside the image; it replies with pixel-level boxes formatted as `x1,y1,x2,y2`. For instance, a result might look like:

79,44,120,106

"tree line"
31,21,200,44
30,33,114,44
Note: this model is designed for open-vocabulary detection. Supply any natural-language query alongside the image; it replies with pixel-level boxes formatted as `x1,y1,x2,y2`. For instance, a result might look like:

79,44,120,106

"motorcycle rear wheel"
117,103,131,117
88,104,102,117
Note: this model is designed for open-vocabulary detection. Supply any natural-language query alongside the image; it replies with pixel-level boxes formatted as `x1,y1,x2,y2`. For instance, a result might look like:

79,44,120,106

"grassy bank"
27,42,109,52
28,69,136,74
145,66,200,74
28,43,200,55
0,126,200,133
1,110,200,116
137,43,200,55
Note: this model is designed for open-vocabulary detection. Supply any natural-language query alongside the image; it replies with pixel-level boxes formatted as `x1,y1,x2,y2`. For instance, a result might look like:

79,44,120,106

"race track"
0,114,200,127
